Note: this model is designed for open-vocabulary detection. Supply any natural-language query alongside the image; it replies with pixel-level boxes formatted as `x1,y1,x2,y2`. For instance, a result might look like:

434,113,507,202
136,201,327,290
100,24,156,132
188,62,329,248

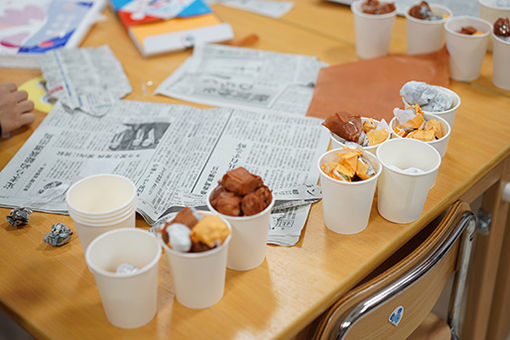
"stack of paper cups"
207,193,274,271
351,0,397,59
376,139,441,223
161,212,232,309
66,174,137,251
86,229,161,329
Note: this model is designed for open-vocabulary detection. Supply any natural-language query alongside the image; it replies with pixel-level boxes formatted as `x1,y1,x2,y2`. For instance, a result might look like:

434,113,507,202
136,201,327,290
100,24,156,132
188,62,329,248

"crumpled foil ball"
6,207,32,227
43,223,73,247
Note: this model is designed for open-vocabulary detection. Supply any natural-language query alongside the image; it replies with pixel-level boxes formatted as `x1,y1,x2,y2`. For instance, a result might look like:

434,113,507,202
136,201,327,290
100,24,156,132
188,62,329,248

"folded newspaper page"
156,44,327,115
215,0,294,18
0,101,329,245
39,45,132,117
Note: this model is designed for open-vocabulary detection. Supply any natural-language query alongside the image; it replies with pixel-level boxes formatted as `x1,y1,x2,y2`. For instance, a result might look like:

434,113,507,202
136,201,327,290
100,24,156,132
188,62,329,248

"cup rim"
317,147,382,186
479,0,510,10
492,31,510,46
66,174,137,217
404,4,452,24
85,228,162,279
390,112,451,145
160,212,232,259
444,16,492,38
351,0,397,19
376,139,442,177
401,85,461,115
69,207,135,227
329,117,391,150
206,187,275,221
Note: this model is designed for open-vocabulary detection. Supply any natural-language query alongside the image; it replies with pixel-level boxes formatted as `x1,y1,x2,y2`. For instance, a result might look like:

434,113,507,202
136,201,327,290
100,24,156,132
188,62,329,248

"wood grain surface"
0,3,509,340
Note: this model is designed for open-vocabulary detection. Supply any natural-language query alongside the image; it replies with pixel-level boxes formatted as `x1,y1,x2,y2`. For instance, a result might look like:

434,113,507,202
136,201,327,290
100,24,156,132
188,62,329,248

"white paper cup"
86,229,161,329
390,113,451,157
66,174,137,251
376,139,441,223
405,4,451,55
445,16,491,81
161,212,231,309
492,32,510,90
401,86,461,127
351,0,397,59
479,0,510,51
330,117,391,155
207,192,274,271
318,149,382,234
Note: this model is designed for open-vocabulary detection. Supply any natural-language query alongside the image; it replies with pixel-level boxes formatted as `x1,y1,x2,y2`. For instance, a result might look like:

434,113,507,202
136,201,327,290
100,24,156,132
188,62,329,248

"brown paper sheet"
307,48,450,122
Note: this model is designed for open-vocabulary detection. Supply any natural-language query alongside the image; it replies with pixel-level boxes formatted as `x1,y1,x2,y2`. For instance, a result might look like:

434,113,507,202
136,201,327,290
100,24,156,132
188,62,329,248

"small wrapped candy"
167,223,192,253
6,207,32,227
190,216,231,248
116,263,140,275
43,223,73,247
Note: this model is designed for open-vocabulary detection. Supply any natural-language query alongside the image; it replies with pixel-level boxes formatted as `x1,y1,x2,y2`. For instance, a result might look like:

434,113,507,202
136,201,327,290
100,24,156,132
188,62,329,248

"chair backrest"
313,201,476,340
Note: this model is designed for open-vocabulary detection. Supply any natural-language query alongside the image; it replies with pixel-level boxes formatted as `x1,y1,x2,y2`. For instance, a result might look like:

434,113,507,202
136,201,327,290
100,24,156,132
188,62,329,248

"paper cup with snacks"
85,229,161,329
351,0,397,59
400,80,461,127
405,2,452,55
479,0,510,51
492,18,510,90
390,105,451,157
376,139,441,223
158,208,232,309
323,114,391,155
318,146,382,234
445,16,492,81
207,167,274,271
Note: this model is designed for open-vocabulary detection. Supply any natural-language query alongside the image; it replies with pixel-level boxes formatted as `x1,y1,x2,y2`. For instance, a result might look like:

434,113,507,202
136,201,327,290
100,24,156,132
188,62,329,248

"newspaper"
156,44,327,115
215,0,294,18
39,46,132,117
0,101,329,245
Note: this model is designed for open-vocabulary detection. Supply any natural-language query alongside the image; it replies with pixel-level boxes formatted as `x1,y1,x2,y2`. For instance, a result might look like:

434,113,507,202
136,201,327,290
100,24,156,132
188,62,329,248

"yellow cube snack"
393,125,406,137
356,159,371,180
367,128,388,146
338,149,360,178
363,119,377,133
425,119,443,139
402,107,425,130
407,129,435,142
190,216,231,248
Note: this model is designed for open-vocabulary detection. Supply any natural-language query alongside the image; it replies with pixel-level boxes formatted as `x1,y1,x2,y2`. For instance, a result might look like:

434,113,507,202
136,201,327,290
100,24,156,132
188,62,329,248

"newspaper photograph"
156,44,327,115
0,100,329,245
39,45,132,117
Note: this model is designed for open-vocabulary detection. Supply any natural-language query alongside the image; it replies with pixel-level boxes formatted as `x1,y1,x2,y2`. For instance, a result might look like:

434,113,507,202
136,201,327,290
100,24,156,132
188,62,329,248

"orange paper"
307,48,449,122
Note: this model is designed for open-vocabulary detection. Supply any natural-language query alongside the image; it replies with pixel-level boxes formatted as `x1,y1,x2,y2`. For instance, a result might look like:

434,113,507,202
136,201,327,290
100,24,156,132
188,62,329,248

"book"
110,0,233,57
0,0,105,69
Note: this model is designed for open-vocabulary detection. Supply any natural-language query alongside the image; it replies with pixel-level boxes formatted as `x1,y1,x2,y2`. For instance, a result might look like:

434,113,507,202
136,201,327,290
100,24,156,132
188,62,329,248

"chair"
312,201,477,340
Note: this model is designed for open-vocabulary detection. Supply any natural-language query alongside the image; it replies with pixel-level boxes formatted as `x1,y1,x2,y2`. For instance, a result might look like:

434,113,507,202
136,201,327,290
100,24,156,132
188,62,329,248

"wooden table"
1,3,510,340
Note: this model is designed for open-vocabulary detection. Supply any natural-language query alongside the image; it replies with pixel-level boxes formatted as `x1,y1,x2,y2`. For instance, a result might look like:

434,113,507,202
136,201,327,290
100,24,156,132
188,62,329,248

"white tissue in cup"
207,191,273,271
400,81,461,127
330,117,391,155
85,228,161,329
318,148,381,235
390,112,451,157
376,139,441,224
445,16,492,82
160,212,231,309
66,174,137,251
405,4,452,55
351,0,397,59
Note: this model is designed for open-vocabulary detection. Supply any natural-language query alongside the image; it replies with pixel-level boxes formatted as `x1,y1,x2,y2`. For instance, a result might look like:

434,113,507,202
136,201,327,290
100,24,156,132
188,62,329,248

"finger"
18,113,35,126
3,83,17,93
17,100,34,113
13,90,28,103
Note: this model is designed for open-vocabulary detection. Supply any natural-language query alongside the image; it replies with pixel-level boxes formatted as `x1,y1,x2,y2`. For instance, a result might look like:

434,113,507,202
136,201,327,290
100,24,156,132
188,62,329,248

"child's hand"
0,83,35,136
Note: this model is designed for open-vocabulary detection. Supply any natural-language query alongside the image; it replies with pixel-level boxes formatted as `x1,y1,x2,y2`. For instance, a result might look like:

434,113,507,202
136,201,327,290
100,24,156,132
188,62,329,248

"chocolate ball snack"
494,18,510,38
210,167,272,217
459,26,482,35
361,0,396,15
408,1,442,20
160,207,230,253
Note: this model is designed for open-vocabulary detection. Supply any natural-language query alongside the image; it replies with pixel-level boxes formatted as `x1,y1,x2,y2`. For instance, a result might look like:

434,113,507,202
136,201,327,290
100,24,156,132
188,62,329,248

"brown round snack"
361,0,395,14
494,18,510,37
459,26,477,35
409,1,432,20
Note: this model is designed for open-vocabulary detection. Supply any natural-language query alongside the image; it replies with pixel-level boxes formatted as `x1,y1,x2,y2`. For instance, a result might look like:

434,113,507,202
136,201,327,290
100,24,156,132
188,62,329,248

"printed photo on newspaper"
0,100,329,245
156,44,327,115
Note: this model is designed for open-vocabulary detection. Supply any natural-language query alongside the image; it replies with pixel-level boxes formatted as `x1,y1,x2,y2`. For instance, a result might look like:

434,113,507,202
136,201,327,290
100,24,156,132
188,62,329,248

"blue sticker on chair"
388,306,404,327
